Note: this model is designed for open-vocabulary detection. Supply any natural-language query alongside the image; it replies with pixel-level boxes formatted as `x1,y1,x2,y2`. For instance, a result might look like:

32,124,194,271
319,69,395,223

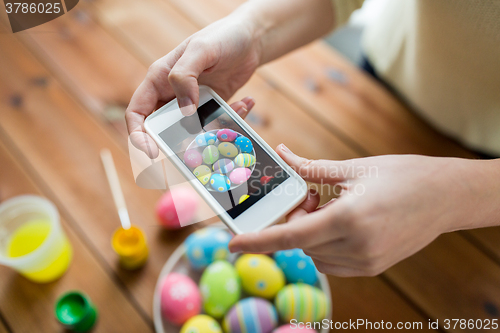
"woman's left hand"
229,145,499,276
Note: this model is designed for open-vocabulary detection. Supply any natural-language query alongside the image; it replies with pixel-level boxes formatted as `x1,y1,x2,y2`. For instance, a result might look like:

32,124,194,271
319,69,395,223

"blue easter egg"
234,136,253,153
196,132,217,146
184,227,232,269
210,174,231,192
273,249,318,285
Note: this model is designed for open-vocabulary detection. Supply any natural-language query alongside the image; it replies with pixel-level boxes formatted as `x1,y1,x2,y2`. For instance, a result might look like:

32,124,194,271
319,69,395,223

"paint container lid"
55,291,98,332
111,225,147,258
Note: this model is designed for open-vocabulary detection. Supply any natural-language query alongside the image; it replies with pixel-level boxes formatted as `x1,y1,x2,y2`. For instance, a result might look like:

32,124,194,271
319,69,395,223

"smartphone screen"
158,99,290,218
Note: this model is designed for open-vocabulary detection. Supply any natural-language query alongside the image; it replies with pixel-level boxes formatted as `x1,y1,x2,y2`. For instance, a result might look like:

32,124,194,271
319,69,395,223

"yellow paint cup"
111,225,148,270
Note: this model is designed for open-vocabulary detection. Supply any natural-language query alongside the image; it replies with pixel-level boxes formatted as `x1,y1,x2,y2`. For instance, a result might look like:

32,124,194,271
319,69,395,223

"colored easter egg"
212,159,235,174
184,227,232,270
235,254,285,299
183,149,202,169
238,194,249,204
217,129,238,142
224,298,278,333
234,153,256,168
196,132,217,146
210,174,231,192
275,284,329,323
203,145,219,165
273,324,316,333
229,168,252,185
260,176,274,185
274,249,318,285
160,273,202,325
180,315,222,333
199,261,241,319
156,187,199,229
234,136,253,153
218,142,238,158
193,165,211,185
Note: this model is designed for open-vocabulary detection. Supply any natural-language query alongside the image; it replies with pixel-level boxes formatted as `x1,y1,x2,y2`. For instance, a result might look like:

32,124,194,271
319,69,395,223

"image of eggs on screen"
159,99,289,218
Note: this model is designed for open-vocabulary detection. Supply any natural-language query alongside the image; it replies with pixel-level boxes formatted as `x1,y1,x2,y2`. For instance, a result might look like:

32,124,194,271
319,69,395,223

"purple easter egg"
224,298,278,333
213,159,235,174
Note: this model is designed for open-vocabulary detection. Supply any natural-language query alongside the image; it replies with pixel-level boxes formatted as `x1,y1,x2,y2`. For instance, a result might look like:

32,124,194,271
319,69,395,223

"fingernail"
238,106,248,116
247,98,256,110
178,97,196,116
280,144,292,154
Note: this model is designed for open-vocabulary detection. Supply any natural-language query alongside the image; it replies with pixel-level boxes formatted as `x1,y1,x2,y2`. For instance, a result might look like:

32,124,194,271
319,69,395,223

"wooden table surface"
1,1,499,332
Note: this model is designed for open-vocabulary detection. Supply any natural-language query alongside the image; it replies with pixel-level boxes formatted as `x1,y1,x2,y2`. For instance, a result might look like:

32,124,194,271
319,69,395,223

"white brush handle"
100,149,131,230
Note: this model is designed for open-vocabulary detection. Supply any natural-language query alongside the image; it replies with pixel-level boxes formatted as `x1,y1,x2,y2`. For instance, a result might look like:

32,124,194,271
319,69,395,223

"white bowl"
153,226,332,333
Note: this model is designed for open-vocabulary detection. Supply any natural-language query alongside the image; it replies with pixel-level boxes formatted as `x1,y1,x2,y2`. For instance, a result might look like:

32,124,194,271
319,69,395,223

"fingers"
276,144,352,185
229,207,338,253
286,188,320,221
230,96,255,119
312,259,370,277
168,44,214,116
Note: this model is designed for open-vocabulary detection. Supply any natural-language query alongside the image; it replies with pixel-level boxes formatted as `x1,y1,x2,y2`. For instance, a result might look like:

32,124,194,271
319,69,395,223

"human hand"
229,145,489,277
126,15,261,158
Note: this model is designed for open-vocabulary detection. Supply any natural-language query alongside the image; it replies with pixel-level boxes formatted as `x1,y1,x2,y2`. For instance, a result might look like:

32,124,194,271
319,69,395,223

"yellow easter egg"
180,315,222,333
193,165,212,185
235,254,285,299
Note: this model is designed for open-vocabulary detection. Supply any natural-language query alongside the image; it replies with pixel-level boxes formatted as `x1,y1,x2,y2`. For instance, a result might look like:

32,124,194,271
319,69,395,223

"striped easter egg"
224,298,278,333
234,153,256,168
275,284,329,323
212,159,235,174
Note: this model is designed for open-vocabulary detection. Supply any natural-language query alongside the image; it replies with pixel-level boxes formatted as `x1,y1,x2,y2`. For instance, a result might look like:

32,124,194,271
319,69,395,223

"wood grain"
0,141,153,332
0,317,9,333
0,7,434,328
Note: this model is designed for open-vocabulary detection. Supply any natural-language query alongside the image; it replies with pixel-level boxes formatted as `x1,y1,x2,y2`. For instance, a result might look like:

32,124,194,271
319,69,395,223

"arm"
229,146,500,277
125,0,334,157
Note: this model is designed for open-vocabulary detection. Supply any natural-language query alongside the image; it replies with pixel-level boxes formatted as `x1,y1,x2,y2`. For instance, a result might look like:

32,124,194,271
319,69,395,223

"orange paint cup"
111,225,148,270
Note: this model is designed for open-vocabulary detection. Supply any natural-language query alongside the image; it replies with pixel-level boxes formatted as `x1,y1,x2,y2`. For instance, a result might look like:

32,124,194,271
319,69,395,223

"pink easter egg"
161,273,202,325
273,324,317,333
229,168,252,185
217,129,238,142
156,187,199,229
183,149,202,169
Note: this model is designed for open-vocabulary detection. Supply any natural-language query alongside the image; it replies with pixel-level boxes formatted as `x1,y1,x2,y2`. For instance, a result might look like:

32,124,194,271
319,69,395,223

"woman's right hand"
126,14,262,158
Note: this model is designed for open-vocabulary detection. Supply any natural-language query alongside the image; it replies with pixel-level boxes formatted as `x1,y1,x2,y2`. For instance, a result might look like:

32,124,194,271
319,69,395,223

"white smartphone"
145,86,307,234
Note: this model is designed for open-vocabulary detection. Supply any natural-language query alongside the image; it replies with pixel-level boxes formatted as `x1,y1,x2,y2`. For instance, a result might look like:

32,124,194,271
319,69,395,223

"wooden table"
1,0,499,332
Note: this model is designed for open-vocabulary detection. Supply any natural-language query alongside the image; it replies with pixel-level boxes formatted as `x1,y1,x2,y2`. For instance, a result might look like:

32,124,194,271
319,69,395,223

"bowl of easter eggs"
153,226,332,333
183,129,257,193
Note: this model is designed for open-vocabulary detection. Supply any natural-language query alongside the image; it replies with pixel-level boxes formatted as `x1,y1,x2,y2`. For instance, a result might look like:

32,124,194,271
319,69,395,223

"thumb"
168,46,209,116
276,144,352,185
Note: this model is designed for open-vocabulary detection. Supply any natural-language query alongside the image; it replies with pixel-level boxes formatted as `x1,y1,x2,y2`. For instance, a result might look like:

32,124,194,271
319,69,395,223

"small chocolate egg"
183,149,202,169
202,145,219,165
224,298,278,333
196,132,217,146
217,129,238,142
199,261,241,319
274,249,318,285
180,315,222,333
235,254,285,299
238,194,249,204
234,136,253,153
218,142,238,158
184,227,232,269
275,284,329,323
234,153,256,168
193,165,212,185
210,174,231,192
160,273,202,325
212,159,235,174
229,168,252,185
273,324,316,333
